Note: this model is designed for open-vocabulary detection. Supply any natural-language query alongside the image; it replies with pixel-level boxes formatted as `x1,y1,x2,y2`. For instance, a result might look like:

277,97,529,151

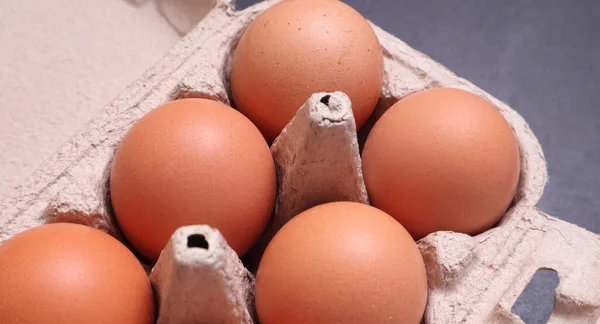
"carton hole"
511,268,559,323
187,234,209,249
320,95,331,106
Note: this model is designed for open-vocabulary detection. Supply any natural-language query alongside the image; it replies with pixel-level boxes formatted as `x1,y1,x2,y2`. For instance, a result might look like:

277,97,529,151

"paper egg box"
1,0,599,323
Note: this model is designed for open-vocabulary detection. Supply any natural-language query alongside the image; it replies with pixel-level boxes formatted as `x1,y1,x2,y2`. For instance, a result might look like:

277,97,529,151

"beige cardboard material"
270,91,369,228
0,0,178,198
1,0,599,323
244,91,369,271
151,225,255,324
157,0,217,35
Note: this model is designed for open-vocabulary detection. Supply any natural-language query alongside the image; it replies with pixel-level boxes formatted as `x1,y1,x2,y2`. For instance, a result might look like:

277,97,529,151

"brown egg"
231,0,383,142
0,223,155,324
256,202,428,324
362,88,520,240
110,98,276,261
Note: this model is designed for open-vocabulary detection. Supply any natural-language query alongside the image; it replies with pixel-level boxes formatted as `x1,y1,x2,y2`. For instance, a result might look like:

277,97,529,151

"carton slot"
511,268,559,323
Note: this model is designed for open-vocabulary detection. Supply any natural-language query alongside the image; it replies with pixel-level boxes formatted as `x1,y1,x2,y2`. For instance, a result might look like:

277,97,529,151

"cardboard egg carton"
1,0,599,323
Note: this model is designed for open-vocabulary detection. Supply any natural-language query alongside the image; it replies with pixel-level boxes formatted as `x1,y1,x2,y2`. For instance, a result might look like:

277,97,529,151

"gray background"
236,0,600,322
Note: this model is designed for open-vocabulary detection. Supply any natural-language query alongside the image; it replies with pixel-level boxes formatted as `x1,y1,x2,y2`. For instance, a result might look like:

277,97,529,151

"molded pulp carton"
1,0,599,323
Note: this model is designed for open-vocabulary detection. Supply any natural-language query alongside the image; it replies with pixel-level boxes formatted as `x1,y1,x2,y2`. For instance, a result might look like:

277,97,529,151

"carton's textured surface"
0,0,178,198
241,91,370,271
1,0,599,323
151,225,255,324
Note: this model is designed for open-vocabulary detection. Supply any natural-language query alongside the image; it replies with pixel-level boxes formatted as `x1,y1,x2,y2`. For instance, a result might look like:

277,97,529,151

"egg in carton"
1,0,599,323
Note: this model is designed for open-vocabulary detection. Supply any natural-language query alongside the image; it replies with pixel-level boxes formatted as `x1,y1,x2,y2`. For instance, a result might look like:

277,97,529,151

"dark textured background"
236,0,600,322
